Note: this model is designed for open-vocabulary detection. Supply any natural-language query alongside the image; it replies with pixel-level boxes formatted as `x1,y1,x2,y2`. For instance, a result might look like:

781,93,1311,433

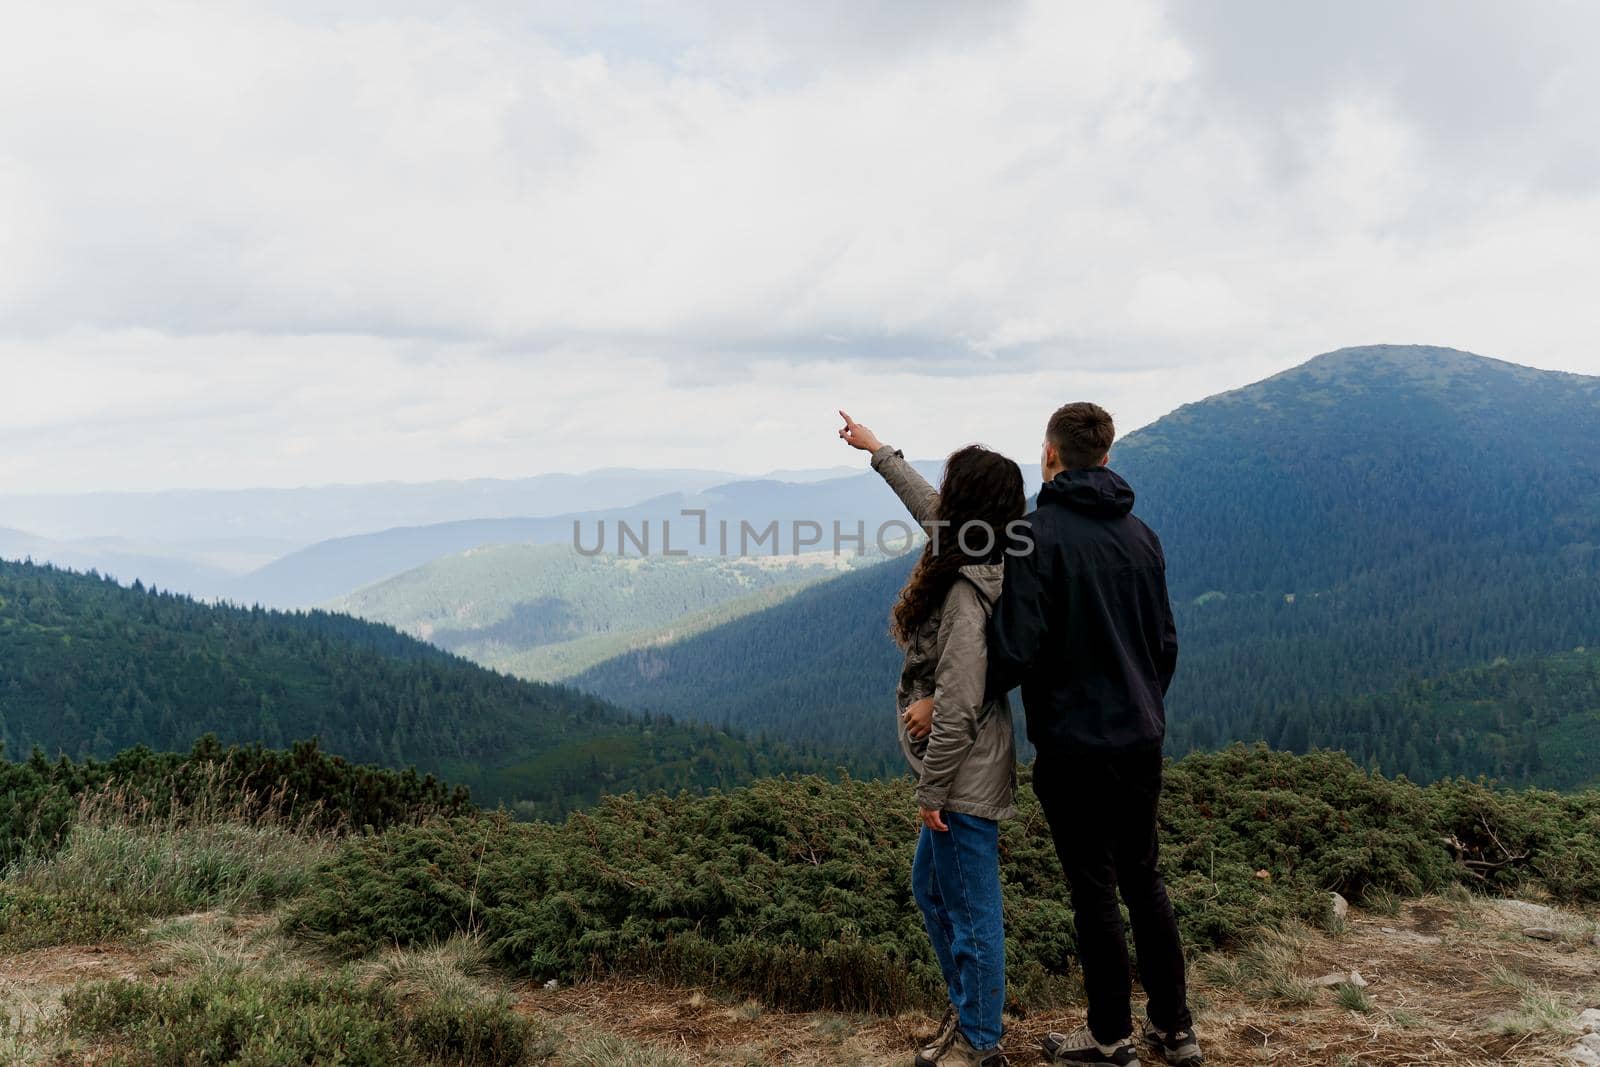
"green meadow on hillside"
330,543,858,683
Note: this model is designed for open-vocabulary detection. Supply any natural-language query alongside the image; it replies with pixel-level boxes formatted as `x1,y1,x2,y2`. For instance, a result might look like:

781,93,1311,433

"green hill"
329,544,857,682
574,345,1600,784
0,559,854,817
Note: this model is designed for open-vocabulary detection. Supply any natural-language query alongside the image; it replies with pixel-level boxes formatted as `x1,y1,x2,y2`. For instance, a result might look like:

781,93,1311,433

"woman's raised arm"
838,410,941,532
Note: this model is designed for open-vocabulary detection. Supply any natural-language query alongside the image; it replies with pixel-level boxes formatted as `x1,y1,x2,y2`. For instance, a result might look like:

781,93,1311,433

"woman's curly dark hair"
891,444,1025,646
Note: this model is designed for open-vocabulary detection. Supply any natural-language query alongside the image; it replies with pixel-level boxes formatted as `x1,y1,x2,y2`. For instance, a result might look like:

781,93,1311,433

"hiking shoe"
1140,1019,1203,1066
1041,1027,1140,1065
918,1004,959,1059
915,1028,1006,1067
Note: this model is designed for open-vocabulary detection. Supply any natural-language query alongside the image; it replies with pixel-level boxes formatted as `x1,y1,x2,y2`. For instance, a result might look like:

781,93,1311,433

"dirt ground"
514,897,1600,1066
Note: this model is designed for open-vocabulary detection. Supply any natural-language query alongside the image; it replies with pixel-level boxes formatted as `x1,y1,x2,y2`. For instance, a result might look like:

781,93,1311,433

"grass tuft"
1487,965,1575,1035
562,1031,696,1067
1335,982,1374,1013
1197,923,1319,1006
1361,886,1402,917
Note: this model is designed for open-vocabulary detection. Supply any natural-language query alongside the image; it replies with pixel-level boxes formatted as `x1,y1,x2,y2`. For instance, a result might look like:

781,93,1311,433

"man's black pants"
1032,744,1192,1042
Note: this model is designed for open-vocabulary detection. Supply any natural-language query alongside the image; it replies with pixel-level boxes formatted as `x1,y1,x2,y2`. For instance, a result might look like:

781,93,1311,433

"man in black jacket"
989,402,1201,1067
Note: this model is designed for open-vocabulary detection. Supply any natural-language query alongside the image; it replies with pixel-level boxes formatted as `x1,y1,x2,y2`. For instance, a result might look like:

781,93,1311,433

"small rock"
1524,926,1561,941
1311,970,1367,988
1576,1007,1600,1031
1565,1043,1600,1066
1331,892,1350,921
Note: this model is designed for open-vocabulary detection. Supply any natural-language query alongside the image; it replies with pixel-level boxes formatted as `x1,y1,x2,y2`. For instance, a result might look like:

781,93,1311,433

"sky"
3,0,1599,493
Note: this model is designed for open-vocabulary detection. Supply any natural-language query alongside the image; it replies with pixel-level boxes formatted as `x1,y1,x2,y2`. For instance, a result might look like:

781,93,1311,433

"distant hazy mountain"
0,469,741,547
0,558,852,817
330,543,861,681
575,345,1600,786
0,466,899,604
228,462,942,609
0,525,240,598
0,466,869,549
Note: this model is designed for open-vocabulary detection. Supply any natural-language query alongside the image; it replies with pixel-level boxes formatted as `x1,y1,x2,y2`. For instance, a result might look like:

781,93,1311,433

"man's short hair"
1047,402,1115,470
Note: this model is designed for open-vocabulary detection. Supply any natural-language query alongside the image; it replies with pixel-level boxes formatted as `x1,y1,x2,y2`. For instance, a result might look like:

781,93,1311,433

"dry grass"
1198,921,1321,1006
6,777,340,928
1486,964,1576,1036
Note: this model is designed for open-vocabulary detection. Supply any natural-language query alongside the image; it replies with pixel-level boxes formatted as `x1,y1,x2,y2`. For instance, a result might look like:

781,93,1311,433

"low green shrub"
0,884,134,950
1426,777,1600,900
288,746,1600,1014
63,964,537,1066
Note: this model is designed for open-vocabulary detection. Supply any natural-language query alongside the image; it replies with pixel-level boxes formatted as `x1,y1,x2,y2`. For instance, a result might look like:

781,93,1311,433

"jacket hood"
1037,468,1136,519
957,562,1004,605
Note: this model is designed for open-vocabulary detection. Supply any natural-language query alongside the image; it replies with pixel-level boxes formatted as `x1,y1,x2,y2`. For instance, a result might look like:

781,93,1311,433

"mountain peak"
1135,345,1599,435
1289,343,1564,383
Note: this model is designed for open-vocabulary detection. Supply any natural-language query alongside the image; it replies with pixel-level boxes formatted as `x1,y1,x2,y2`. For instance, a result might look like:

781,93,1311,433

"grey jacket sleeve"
917,580,987,811
870,445,940,535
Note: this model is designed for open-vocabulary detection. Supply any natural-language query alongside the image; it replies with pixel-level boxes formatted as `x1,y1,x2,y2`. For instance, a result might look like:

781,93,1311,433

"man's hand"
902,697,934,740
838,410,884,454
920,806,949,832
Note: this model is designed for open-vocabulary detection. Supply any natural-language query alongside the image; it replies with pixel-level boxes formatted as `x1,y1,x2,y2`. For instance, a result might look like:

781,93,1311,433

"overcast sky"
3,0,1599,492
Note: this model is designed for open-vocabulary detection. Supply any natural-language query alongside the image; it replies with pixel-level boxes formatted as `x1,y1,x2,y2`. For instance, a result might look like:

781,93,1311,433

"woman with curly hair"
839,411,1024,1067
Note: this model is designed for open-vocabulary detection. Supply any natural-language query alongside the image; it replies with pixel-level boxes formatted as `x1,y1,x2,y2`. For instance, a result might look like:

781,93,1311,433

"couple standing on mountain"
839,403,1200,1067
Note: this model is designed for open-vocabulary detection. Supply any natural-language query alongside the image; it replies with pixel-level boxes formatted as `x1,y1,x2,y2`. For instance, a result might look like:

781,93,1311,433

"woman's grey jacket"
872,444,1018,822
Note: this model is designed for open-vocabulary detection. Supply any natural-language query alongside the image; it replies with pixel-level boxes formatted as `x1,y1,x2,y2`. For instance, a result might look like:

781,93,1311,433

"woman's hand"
838,410,884,453
903,697,934,740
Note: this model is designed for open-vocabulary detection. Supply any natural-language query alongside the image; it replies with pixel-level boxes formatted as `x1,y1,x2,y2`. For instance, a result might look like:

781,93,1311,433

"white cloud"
0,0,1597,491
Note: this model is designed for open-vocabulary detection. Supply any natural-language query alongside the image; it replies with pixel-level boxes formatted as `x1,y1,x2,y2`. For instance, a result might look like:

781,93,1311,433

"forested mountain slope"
1123,345,1600,758
576,555,915,752
1304,648,1600,788
576,346,1600,785
0,559,856,816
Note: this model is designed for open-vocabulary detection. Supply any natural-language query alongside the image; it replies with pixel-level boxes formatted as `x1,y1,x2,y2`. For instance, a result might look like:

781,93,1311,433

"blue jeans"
912,812,1006,1050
